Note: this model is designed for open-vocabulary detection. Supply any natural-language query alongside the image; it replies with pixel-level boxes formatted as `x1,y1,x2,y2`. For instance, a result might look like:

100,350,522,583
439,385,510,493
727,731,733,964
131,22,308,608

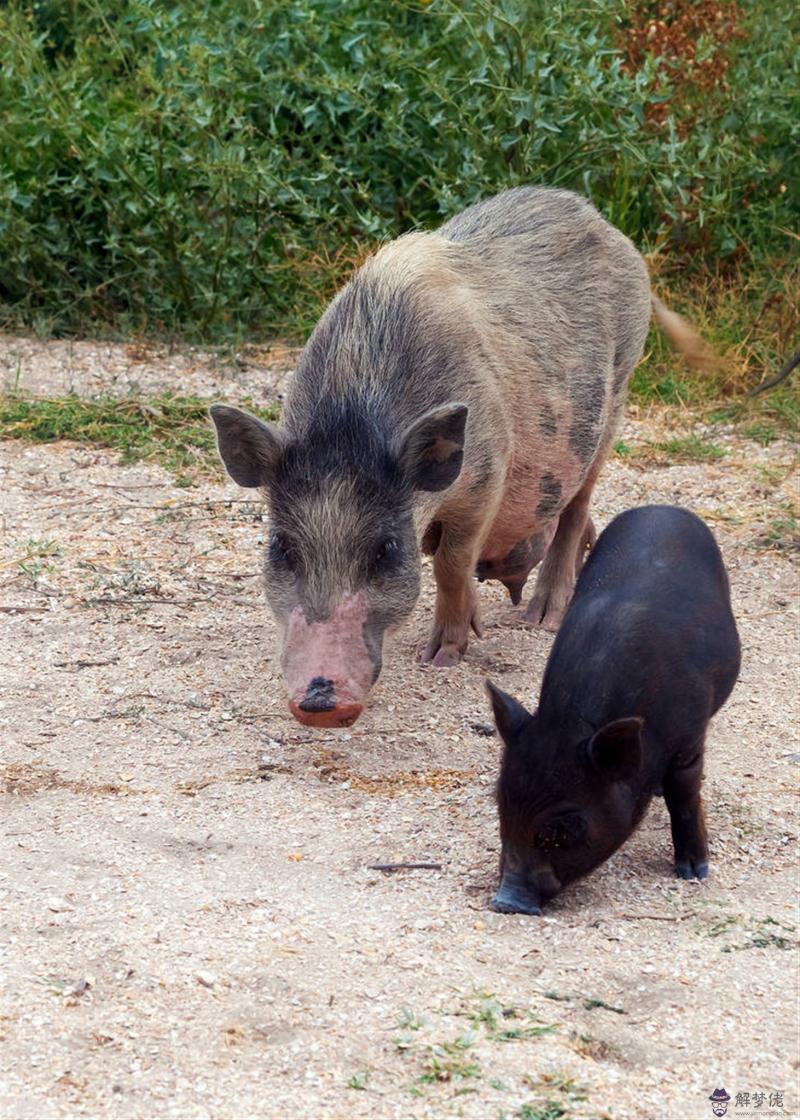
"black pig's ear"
209,405,284,488
395,403,468,492
486,680,532,744
588,717,644,782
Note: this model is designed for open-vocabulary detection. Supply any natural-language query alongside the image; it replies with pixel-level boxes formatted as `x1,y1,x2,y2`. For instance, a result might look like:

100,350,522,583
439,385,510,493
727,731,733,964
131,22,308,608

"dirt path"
1,341,798,1120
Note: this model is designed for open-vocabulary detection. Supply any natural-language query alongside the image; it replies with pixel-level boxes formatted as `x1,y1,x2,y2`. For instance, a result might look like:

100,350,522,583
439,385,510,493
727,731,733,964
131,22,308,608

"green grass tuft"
0,393,279,480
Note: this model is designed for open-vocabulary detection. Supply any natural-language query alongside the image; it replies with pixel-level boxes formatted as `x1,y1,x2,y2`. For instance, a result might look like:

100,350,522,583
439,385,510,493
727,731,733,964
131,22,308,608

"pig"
210,187,706,727
488,505,741,916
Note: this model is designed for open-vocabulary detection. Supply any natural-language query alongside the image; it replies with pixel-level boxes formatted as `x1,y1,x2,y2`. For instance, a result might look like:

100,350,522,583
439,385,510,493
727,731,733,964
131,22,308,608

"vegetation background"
0,0,797,404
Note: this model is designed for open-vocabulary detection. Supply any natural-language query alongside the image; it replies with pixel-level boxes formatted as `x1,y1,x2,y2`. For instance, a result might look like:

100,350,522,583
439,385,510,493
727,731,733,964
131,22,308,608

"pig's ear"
486,680,531,744
209,405,284,488
588,717,644,782
395,403,468,492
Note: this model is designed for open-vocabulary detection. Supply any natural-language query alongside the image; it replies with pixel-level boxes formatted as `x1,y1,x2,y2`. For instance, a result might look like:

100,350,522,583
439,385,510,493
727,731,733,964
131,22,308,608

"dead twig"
54,657,120,670
367,862,443,872
0,604,47,613
92,482,170,490
616,910,696,922
87,595,212,607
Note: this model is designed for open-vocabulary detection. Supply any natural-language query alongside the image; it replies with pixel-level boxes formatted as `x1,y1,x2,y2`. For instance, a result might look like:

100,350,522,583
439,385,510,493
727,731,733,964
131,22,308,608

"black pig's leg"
663,751,709,880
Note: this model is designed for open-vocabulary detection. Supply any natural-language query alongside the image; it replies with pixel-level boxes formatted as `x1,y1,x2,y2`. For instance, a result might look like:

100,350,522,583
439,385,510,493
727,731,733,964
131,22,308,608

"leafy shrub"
0,0,796,338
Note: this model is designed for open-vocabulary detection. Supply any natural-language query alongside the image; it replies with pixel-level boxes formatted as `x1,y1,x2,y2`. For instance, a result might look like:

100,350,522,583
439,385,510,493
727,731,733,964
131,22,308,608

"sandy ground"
1,339,798,1120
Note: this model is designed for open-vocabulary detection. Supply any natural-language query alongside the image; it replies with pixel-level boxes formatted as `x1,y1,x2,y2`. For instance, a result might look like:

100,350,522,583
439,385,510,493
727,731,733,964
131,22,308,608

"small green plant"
16,538,62,582
518,1072,589,1118
518,1101,570,1120
417,1051,481,1085
347,1071,369,1090
463,993,556,1041
396,1006,426,1032
753,508,799,553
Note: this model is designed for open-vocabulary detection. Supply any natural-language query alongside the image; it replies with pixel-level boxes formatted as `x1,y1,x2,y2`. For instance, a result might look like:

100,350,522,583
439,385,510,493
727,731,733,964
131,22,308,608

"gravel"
0,337,798,1119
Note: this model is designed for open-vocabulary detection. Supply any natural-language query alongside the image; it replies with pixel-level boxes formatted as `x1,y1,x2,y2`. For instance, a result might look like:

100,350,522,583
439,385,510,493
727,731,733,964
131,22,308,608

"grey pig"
211,187,706,727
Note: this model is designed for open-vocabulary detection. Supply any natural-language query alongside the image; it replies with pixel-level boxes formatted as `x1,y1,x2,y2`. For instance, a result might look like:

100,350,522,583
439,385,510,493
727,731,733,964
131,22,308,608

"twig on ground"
367,862,443,872
616,910,697,922
54,657,120,670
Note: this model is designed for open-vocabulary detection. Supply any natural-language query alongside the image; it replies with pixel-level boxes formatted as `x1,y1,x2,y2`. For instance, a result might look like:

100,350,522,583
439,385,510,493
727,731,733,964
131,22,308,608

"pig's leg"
662,751,709,880
422,522,483,668
524,465,601,631
575,516,597,577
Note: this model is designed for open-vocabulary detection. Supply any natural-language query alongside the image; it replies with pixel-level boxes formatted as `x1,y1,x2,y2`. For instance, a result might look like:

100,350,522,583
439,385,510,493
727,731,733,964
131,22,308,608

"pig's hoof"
523,599,566,632
675,860,709,881
427,643,464,668
490,894,542,917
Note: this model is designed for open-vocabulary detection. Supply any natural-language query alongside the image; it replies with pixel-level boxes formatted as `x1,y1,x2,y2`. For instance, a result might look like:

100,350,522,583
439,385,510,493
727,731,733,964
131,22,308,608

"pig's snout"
490,870,544,916
289,676,364,728
282,596,377,729
299,676,336,712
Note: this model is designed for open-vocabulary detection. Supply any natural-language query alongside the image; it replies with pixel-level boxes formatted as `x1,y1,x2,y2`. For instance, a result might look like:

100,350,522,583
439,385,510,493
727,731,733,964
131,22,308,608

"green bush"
0,0,796,339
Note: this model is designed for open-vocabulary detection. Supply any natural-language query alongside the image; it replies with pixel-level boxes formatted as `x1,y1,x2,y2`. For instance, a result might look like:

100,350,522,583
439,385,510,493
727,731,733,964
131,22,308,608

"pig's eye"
373,537,399,572
269,531,298,573
536,812,587,852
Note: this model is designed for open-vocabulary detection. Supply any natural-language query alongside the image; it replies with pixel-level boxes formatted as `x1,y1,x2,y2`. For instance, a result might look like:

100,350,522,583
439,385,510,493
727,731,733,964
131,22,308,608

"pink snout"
289,676,363,728
282,595,376,729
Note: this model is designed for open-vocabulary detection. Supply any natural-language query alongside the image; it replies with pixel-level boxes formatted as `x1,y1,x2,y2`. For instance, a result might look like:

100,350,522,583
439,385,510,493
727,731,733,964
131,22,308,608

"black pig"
488,505,741,915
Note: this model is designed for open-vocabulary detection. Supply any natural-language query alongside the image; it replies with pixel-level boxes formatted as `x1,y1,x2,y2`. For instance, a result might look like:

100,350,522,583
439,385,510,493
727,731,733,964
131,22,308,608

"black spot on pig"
568,385,604,464
535,473,562,519
539,404,558,437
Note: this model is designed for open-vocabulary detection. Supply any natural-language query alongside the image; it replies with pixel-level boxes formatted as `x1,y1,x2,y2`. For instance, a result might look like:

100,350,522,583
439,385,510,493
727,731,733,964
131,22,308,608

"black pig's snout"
490,871,543,916
298,676,336,713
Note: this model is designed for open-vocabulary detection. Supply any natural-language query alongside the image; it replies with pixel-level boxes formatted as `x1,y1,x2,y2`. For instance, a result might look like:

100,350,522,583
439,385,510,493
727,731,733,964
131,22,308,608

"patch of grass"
654,434,727,462
743,422,778,446
518,1072,589,1120
613,439,633,457
417,1036,481,1085
0,393,279,479
702,915,797,950
753,506,799,554
518,1103,570,1120
463,994,556,1042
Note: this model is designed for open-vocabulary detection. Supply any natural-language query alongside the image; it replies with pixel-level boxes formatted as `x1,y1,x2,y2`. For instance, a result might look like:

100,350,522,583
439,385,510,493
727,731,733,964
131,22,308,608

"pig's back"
440,186,651,383
542,506,741,736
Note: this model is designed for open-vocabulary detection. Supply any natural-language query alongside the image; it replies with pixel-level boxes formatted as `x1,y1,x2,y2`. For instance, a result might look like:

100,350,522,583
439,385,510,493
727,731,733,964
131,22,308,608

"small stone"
196,971,217,989
47,897,73,913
